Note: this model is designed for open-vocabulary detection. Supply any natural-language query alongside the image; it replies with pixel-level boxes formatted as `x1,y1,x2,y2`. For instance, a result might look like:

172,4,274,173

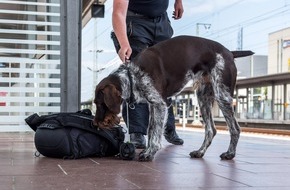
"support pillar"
60,0,82,112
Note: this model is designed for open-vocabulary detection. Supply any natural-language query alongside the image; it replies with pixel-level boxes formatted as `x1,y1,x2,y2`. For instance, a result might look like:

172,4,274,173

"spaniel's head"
93,84,122,128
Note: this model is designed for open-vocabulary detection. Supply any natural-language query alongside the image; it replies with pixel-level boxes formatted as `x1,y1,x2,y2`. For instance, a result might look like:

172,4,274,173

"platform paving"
1,127,290,190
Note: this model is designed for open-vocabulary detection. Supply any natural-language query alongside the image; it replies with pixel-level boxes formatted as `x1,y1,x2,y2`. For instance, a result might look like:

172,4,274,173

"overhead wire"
177,2,289,54
174,0,246,35
203,4,290,40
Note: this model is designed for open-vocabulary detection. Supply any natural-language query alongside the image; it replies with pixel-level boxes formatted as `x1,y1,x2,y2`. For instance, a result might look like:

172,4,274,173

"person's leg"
164,99,184,145
112,14,183,147
153,14,184,145
122,102,148,148
111,19,153,148
123,37,151,148
119,15,165,148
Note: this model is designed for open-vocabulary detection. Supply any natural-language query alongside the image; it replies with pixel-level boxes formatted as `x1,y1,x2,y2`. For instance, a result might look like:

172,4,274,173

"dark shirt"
128,0,169,17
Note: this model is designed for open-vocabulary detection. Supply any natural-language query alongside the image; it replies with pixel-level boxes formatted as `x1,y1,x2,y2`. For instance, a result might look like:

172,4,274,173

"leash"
126,102,130,130
125,64,136,109
124,62,136,131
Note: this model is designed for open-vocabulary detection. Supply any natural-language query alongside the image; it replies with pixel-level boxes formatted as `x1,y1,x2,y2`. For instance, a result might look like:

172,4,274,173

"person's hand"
118,45,132,63
173,0,184,20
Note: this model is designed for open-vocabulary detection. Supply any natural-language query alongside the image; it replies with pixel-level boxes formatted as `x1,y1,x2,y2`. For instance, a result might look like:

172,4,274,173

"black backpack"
25,109,135,160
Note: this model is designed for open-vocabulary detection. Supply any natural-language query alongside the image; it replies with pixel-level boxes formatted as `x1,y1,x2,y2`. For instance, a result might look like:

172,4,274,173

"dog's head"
93,83,122,128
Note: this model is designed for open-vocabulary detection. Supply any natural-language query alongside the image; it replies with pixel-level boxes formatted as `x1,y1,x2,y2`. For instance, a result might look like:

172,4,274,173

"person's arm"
112,0,131,63
173,0,184,20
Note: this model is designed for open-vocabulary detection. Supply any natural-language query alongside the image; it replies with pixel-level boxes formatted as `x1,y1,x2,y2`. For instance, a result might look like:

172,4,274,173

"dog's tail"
231,50,254,58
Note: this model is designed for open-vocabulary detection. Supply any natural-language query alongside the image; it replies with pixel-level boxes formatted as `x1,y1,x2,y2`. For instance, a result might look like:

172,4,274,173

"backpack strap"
25,112,61,131
25,109,93,132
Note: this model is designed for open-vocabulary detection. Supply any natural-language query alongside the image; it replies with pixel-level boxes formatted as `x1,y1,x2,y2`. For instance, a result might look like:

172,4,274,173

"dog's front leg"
138,102,167,161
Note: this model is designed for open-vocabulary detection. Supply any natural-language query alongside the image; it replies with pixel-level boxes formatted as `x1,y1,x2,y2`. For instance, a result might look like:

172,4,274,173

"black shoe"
130,133,146,149
164,130,184,145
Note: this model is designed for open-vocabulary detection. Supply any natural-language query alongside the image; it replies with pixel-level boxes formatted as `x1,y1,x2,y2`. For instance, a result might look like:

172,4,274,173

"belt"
127,10,147,17
126,10,164,19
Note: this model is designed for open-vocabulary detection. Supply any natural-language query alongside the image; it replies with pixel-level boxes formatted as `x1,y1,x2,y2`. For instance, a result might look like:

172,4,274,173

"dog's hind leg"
190,82,216,158
210,53,240,160
215,89,240,160
214,56,240,160
138,101,168,161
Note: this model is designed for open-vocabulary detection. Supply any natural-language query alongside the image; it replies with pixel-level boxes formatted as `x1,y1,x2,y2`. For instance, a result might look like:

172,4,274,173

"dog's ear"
102,84,122,114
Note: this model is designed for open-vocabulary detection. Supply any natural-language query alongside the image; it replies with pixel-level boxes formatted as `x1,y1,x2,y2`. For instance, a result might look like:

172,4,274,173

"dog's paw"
138,150,154,162
189,150,204,158
220,151,235,160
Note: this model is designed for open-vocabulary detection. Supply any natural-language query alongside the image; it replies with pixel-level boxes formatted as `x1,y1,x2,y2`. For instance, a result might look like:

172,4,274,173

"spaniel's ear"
102,84,122,114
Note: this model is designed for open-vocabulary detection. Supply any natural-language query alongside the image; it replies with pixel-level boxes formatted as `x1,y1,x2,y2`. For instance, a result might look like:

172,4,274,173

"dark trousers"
122,101,176,135
111,11,176,135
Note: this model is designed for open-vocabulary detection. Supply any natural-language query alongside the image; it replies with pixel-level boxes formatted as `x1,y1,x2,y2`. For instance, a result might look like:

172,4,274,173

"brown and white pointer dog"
93,35,253,161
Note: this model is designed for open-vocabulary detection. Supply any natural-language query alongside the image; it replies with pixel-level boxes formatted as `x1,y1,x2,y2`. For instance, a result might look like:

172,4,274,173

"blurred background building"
1,0,290,131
